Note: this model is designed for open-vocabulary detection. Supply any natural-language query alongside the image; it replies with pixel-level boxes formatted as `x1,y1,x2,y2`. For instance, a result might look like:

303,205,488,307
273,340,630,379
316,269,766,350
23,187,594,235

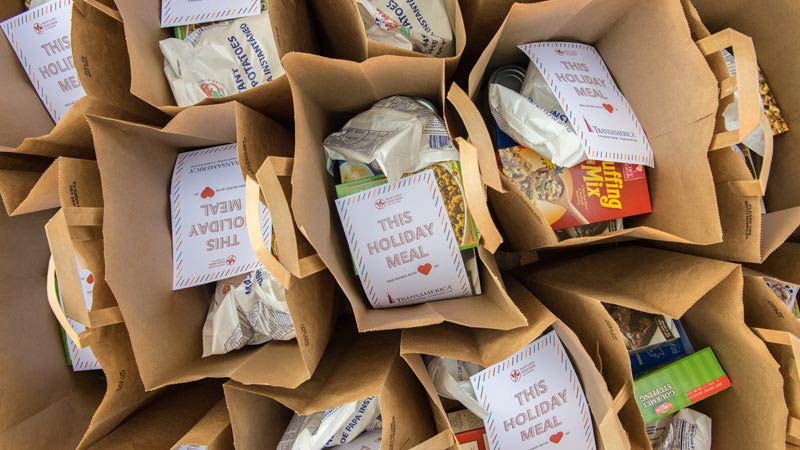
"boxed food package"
634,348,731,423
498,145,651,230
448,409,488,450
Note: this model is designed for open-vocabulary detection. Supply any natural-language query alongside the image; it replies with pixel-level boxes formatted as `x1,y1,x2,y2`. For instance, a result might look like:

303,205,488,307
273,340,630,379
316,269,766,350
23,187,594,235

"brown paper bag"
0,4,169,216
170,399,234,450
741,268,800,447
305,0,466,78
656,1,800,263
0,199,173,450
401,276,630,450
465,0,726,251
284,52,526,332
86,380,227,450
224,319,439,450
690,0,800,225
515,246,787,450
72,0,318,123
89,101,338,391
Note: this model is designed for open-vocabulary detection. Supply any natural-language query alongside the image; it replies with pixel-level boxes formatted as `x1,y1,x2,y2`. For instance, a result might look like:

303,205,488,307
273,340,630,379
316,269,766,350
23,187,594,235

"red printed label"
686,376,732,403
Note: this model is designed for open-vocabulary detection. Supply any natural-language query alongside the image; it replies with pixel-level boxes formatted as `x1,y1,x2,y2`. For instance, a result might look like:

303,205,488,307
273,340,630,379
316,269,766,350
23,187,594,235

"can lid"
488,66,526,93
414,97,438,113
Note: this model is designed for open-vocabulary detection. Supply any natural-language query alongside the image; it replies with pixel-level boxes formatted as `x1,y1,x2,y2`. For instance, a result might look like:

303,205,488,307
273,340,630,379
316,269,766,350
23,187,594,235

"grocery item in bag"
160,12,284,107
497,144,651,230
355,0,454,57
634,348,731,424
764,277,800,319
489,77,585,168
645,408,711,450
202,268,294,357
424,356,487,419
605,305,679,352
277,396,382,450
323,96,459,184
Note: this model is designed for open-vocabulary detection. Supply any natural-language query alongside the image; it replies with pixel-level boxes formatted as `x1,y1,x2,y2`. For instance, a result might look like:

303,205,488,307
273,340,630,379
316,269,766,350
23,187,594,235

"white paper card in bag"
1,0,85,123
161,0,261,27
57,260,101,371
470,330,596,450
335,169,472,308
171,144,272,289
519,42,654,167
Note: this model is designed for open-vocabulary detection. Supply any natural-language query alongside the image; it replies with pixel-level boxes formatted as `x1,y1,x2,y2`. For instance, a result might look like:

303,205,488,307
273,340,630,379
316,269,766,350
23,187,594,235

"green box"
634,347,731,423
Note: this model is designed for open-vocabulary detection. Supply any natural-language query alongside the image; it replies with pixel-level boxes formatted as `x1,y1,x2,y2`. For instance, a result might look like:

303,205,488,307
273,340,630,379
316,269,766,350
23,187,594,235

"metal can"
413,97,438,113
487,65,526,93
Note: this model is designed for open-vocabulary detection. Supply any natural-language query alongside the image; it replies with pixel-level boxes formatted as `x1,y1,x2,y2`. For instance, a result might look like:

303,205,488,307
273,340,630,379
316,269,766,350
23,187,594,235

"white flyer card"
1,0,85,123
171,144,272,290
519,42,654,167
161,0,261,27
470,330,596,450
335,169,472,308
58,260,100,371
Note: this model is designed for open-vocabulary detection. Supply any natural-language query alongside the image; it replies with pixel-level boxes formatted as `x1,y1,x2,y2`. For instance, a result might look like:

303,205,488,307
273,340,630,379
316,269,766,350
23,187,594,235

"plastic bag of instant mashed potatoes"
323,96,459,184
160,12,284,107
277,396,382,450
355,0,454,57
202,268,295,357
424,356,488,419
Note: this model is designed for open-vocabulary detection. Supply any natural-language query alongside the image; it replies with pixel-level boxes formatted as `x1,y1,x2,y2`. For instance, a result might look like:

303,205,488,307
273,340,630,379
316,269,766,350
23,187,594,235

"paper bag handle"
455,137,503,253
596,382,632,450
47,256,123,349
697,29,761,151
245,157,325,290
751,327,800,445
726,115,774,197
447,83,504,193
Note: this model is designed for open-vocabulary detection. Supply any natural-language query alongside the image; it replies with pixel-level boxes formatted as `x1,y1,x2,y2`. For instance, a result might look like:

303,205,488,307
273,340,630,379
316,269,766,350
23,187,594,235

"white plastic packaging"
277,396,382,450
355,0,454,57
160,12,284,107
323,96,459,184
489,61,586,167
202,268,295,357
424,356,487,419
337,430,381,450
720,49,766,156
645,408,712,450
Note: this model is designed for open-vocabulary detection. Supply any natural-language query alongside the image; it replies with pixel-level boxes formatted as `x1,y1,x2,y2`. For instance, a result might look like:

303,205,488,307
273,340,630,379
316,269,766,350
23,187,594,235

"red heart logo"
549,432,564,444
86,274,94,284
602,103,614,113
200,186,215,199
417,263,432,275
